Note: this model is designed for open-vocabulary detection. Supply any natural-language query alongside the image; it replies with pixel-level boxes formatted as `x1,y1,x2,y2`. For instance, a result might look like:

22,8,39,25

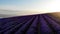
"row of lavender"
0,14,60,34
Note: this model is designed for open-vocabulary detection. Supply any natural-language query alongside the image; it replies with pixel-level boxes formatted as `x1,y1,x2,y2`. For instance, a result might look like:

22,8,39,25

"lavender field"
0,14,60,34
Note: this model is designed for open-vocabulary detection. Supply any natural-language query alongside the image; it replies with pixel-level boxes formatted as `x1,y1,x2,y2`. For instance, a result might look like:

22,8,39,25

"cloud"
0,0,60,15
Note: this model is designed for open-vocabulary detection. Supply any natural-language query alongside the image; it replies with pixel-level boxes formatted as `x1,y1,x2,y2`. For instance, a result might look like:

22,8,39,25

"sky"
0,0,60,18
0,0,60,11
